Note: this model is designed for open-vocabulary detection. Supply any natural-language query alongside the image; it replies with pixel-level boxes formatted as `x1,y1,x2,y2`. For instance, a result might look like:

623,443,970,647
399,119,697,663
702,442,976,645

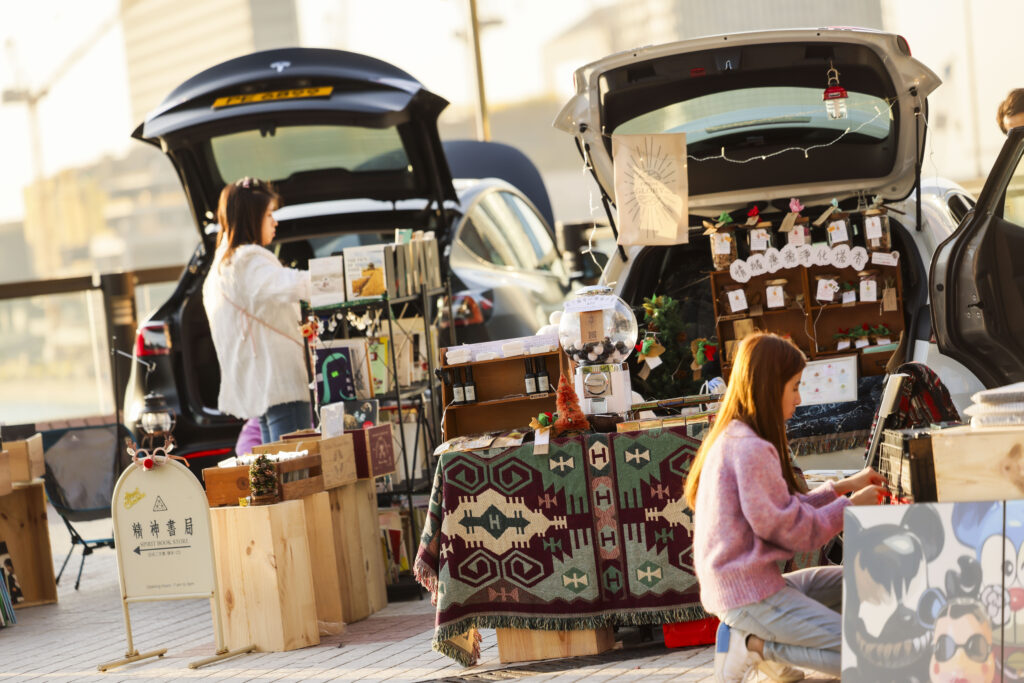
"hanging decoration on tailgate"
612,133,689,247
823,62,849,120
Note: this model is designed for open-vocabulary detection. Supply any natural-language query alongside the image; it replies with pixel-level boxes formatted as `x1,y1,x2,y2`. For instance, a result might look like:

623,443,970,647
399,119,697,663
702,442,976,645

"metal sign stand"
97,458,255,671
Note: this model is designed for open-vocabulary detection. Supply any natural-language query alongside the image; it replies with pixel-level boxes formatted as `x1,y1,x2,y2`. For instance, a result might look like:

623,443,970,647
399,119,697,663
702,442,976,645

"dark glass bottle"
463,367,477,403
451,368,465,405
535,357,550,394
524,358,537,395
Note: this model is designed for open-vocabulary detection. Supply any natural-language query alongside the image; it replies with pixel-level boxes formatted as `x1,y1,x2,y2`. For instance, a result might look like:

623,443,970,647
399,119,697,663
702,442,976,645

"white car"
554,28,1019,465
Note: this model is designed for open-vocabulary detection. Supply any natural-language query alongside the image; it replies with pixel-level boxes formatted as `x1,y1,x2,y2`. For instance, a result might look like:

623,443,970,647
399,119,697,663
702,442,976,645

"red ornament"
747,206,759,218
362,420,374,429
142,457,155,470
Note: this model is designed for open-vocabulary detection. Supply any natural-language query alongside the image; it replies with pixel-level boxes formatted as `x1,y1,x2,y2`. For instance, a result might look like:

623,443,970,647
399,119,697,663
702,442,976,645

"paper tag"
883,286,898,312
816,278,839,302
842,290,857,305
564,294,616,313
871,250,900,267
745,215,759,227
727,288,748,312
876,337,891,346
787,225,807,247
827,219,849,244
855,338,871,349
766,285,785,309
837,339,852,351
712,232,733,255
637,363,651,380
580,310,603,344
865,215,883,240
813,205,837,226
646,355,663,370
750,228,769,251
860,279,878,302
779,212,798,233
533,428,550,455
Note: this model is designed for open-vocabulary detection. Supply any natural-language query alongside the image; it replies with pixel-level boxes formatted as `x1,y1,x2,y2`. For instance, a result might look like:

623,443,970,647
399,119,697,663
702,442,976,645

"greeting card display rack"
303,280,453,596
709,261,904,380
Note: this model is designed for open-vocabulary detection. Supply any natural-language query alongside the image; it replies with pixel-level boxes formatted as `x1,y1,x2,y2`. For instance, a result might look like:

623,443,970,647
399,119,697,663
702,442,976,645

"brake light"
897,35,911,56
135,323,171,357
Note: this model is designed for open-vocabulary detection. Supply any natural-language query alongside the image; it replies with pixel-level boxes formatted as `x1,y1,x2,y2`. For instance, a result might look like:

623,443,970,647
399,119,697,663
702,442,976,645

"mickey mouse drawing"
844,505,945,682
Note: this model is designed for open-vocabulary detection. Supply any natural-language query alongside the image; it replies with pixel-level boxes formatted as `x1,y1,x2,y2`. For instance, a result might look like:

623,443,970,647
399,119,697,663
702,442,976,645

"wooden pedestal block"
0,451,11,497
496,626,615,663
932,425,1024,501
0,481,57,608
210,501,319,652
5,434,43,483
326,480,388,623
301,492,345,635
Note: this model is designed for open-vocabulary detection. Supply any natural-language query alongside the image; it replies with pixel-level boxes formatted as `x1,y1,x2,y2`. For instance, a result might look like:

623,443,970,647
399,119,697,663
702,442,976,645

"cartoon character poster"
843,502,1024,682
314,346,356,406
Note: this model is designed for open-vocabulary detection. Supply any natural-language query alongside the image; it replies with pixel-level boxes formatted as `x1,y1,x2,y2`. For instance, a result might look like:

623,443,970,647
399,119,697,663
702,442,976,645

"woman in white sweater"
202,177,312,444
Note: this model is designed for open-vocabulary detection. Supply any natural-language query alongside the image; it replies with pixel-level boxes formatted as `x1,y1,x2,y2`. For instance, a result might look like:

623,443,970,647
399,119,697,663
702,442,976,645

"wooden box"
879,428,936,503
0,451,11,497
203,453,325,507
5,433,43,483
302,492,345,635
210,500,320,652
255,433,357,489
496,626,615,663
0,481,57,608
326,480,388,623
351,425,396,479
932,425,1024,502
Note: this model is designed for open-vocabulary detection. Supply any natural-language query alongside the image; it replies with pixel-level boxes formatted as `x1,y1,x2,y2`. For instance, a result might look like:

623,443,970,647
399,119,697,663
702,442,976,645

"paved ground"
0,508,837,681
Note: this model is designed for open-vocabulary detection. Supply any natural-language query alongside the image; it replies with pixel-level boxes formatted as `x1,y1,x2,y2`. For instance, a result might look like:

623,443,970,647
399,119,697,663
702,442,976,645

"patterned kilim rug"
414,426,709,665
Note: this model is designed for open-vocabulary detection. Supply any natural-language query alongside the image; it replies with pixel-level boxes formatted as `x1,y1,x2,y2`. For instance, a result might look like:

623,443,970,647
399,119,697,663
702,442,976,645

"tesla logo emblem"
270,61,291,73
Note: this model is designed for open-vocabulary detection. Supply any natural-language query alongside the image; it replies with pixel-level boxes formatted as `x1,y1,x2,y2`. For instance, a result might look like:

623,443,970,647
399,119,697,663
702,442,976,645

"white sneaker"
714,622,762,683
758,659,805,682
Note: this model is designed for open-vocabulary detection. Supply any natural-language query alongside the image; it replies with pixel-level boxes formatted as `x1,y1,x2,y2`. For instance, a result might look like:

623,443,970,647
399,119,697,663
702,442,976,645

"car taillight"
135,323,171,357
897,35,911,56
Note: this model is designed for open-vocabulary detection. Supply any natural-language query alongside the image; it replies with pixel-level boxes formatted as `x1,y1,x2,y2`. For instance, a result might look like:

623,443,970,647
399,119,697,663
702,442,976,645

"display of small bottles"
524,359,537,395
535,358,550,393
463,367,477,403
450,368,466,405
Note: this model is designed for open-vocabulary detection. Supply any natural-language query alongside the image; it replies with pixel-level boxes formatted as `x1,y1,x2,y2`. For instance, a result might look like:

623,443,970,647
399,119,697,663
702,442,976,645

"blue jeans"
259,401,312,444
719,565,843,678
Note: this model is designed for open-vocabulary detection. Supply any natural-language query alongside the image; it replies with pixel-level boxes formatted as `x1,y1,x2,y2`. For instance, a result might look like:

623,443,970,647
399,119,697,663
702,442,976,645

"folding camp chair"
41,423,128,589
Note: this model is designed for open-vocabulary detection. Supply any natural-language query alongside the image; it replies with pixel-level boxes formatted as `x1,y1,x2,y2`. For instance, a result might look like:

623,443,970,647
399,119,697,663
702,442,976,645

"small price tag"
871,250,900,267
646,355,663,370
876,337,891,346
865,215,883,240
727,288,749,312
787,226,807,247
837,339,852,351
855,338,871,349
860,279,878,302
842,290,857,305
883,286,898,312
816,278,839,302
750,228,769,251
766,285,786,309
580,310,603,344
827,219,849,244
533,428,550,455
779,212,798,233
813,204,837,226
712,232,733,254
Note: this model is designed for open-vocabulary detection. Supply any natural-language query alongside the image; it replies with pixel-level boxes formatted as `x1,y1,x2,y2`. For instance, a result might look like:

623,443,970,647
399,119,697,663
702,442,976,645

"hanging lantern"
823,65,848,120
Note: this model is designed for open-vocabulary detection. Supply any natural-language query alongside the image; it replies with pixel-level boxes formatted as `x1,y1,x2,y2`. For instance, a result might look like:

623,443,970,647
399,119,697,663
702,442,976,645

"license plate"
212,86,333,109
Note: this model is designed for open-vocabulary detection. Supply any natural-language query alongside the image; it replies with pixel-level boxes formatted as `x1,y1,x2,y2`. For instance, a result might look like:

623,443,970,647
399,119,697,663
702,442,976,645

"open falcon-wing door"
930,126,1024,388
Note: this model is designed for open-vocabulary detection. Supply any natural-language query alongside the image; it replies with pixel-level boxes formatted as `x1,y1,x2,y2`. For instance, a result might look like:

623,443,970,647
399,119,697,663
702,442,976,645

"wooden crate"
5,433,43,483
326,480,388,623
301,492,345,635
0,451,11,498
351,425,396,479
254,433,357,489
0,481,57,608
496,626,615,663
210,500,320,652
203,453,325,507
932,425,1024,502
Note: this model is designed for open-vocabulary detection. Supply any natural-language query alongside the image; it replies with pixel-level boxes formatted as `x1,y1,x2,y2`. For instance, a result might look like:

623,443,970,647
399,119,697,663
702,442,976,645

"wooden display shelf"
439,349,568,441
711,260,904,379
0,480,57,609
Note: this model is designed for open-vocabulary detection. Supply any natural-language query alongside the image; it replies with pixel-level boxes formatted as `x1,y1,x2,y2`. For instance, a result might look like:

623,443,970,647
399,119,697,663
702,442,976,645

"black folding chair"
41,423,127,589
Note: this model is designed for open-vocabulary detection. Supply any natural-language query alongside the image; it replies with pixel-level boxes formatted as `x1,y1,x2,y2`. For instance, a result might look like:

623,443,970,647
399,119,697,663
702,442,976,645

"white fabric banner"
612,133,689,246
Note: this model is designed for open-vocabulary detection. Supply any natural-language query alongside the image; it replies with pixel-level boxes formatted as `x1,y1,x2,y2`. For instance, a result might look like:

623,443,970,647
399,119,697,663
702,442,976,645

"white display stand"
98,459,254,671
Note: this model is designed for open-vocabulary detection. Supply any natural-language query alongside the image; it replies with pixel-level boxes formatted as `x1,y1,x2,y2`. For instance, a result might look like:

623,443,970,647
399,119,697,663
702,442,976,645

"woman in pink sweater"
684,332,886,682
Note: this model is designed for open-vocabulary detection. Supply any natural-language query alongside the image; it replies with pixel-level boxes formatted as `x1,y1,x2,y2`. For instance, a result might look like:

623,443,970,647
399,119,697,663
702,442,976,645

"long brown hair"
215,176,280,263
684,332,807,510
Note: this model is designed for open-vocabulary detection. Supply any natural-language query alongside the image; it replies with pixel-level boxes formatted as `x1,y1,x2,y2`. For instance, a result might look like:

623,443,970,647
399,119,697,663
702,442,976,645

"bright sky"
0,0,1020,224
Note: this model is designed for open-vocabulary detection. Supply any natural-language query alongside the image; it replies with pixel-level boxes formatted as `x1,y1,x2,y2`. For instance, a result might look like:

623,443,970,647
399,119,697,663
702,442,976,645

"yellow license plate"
212,86,333,109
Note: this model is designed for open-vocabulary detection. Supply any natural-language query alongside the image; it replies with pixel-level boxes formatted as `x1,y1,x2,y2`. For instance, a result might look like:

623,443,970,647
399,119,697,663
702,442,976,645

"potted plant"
833,327,853,351
249,454,281,505
850,323,872,349
871,324,893,346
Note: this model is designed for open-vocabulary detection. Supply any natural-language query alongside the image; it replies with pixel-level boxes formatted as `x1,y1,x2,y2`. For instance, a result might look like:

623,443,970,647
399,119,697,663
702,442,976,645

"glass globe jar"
558,285,639,365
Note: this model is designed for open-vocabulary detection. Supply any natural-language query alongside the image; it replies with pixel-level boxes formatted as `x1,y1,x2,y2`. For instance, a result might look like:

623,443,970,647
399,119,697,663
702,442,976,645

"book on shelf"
343,244,388,301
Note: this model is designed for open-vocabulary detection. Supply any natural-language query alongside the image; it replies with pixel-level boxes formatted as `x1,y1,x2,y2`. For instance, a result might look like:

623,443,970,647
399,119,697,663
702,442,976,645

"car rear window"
210,125,410,183
613,86,892,146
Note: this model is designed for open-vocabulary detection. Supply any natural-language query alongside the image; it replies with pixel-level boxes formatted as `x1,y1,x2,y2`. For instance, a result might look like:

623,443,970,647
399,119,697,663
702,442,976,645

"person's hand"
837,467,887,495
849,484,888,506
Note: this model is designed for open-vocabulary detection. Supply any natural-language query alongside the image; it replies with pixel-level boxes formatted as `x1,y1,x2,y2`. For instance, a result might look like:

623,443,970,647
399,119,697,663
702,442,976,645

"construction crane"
3,10,120,182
